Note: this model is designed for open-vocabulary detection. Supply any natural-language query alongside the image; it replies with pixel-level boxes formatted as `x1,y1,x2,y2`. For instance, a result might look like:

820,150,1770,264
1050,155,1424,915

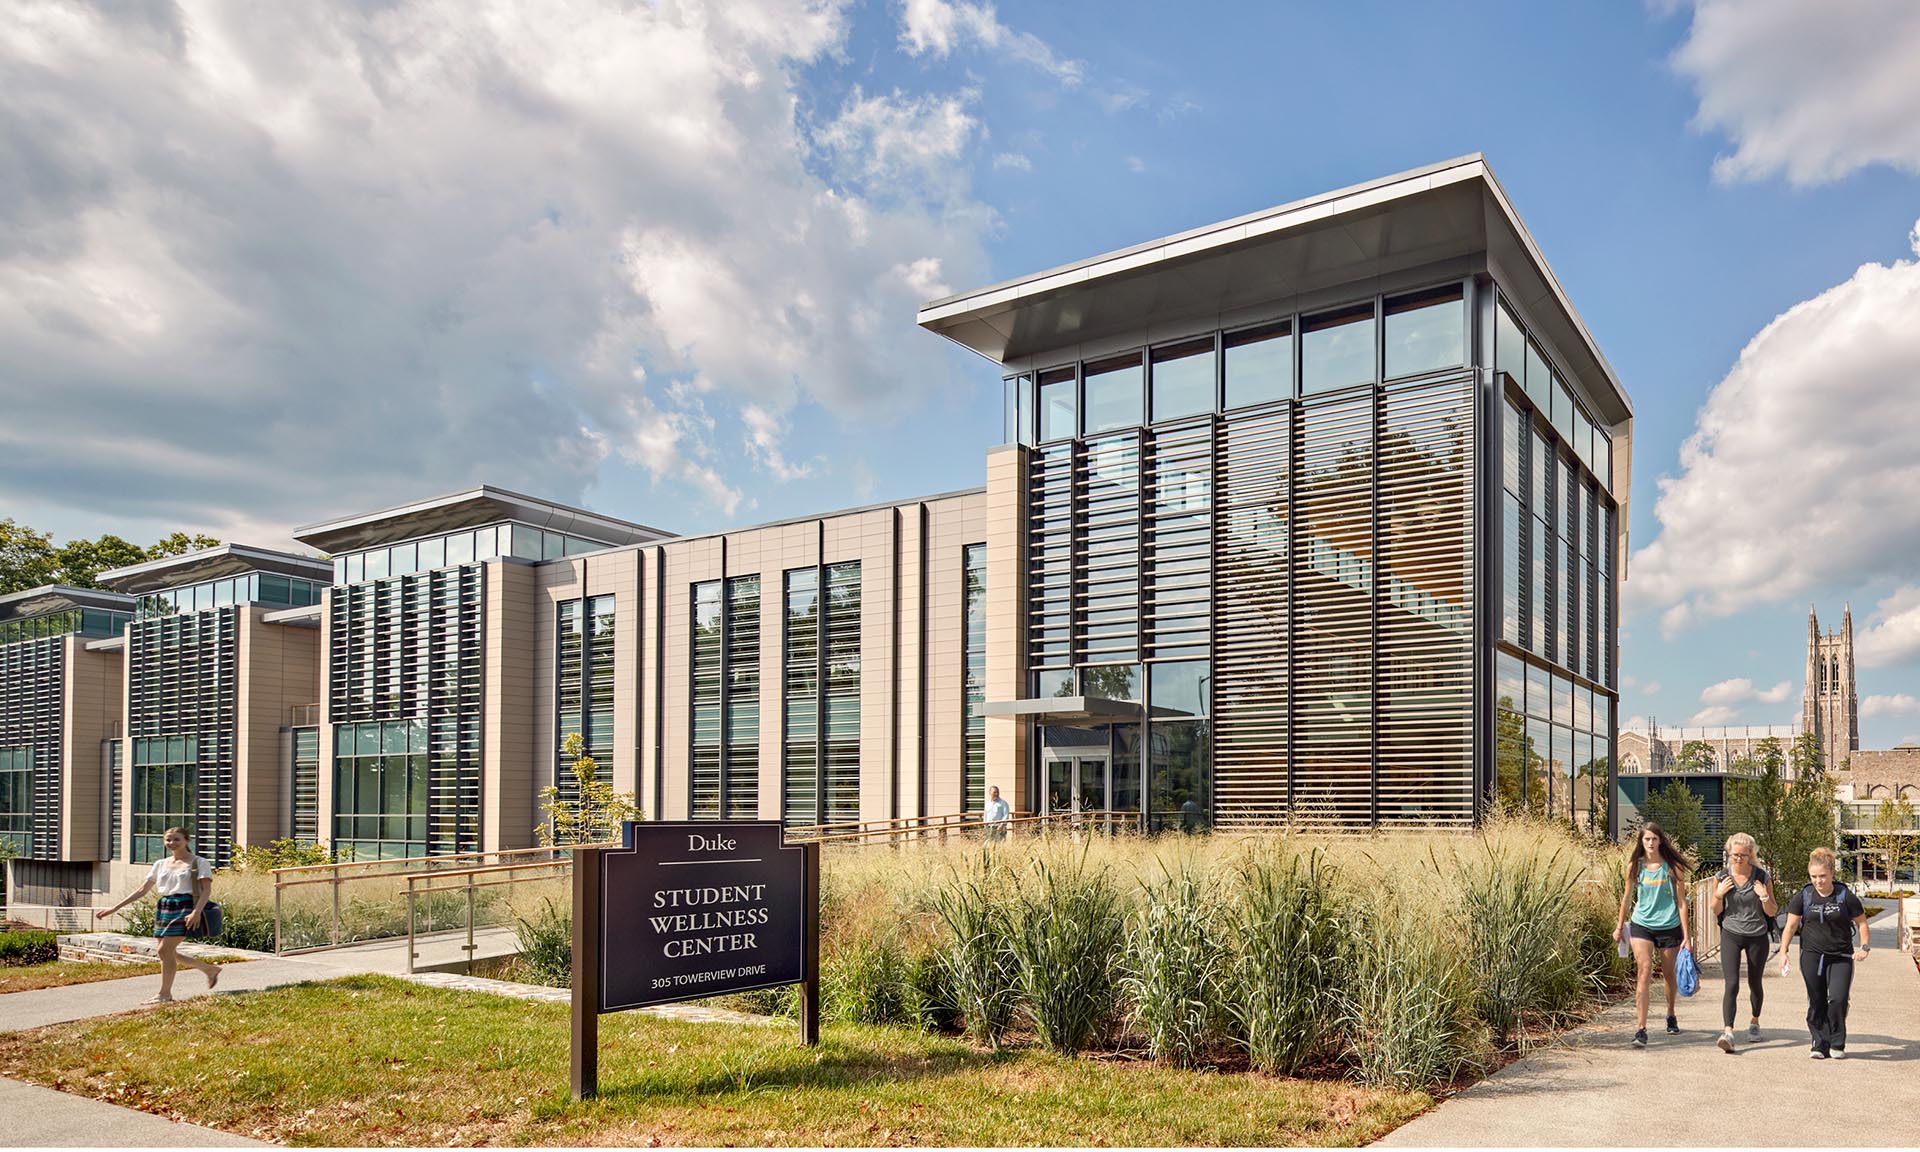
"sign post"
570,821,819,1101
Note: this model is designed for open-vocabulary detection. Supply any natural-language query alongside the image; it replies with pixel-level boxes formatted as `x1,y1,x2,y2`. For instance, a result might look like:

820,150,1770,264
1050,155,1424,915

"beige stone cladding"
59,638,122,863
924,491,991,818
234,610,321,851
533,550,643,809
1844,747,1920,800
984,445,1028,812
483,560,539,851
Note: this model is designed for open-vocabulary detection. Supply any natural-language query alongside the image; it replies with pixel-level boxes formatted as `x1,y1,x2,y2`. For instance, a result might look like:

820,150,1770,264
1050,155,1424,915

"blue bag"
1675,945,1699,997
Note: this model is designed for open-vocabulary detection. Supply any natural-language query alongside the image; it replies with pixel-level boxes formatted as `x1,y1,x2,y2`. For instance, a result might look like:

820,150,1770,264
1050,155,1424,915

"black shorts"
1630,922,1684,950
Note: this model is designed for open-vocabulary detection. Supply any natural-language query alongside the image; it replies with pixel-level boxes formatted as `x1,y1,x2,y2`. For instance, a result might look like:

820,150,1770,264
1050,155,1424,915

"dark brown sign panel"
597,820,806,1011
571,820,819,1099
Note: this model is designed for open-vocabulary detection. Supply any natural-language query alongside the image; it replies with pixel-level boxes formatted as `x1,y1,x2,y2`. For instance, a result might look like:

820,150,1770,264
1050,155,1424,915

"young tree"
1862,796,1918,889
1640,779,1706,862
538,732,641,847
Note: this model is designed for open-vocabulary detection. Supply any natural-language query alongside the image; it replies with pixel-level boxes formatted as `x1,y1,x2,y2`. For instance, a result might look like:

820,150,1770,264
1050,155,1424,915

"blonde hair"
1808,846,1837,871
1724,832,1756,858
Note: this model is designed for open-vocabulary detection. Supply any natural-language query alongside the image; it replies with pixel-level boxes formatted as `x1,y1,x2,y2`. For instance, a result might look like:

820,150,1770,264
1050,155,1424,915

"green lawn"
0,976,1429,1146
0,961,162,995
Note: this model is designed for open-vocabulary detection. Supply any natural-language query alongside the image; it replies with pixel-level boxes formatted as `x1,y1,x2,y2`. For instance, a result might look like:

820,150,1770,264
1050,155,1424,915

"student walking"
96,826,220,1004
1613,822,1692,1048
1779,846,1871,1059
1711,832,1778,1052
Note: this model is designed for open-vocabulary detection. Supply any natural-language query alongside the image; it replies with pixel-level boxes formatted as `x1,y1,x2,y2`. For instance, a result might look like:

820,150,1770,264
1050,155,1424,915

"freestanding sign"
570,821,819,1100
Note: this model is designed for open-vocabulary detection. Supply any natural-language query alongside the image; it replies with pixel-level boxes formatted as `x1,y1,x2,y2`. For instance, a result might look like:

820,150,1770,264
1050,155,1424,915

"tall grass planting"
1448,841,1586,1045
1120,858,1227,1066
1223,844,1345,1074
1337,905,1481,1090
1007,847,1128,1055
932,853,1020,1049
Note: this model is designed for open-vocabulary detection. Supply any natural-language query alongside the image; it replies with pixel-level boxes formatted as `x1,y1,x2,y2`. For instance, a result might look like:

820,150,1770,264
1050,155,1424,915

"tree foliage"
1862,796,1918,887
0,517,221,595
1724,734,1838,890
538,732,641,846
1638,780,1706,861
1672,740,1717,774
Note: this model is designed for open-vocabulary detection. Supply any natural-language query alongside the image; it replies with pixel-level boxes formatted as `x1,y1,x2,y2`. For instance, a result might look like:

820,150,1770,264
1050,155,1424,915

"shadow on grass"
592,1037,1014,1104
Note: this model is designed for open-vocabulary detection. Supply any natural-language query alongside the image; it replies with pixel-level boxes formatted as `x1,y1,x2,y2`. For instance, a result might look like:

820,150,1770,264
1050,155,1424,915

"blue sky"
6,0,1920,748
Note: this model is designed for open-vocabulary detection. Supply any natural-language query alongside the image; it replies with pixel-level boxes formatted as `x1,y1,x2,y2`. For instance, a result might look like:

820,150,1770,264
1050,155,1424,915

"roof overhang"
98,543,333,595
262,604,323,629
293,485,676,555
0,584,135,622
85,635,125,653
918,153,1630,423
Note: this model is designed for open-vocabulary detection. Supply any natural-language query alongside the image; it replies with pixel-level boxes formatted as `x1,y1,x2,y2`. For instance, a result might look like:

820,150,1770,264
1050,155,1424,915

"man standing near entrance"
984,785,1011,842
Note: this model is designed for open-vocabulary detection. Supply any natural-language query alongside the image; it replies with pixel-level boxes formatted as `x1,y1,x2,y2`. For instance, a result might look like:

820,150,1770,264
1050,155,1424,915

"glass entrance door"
1042,755,1109,814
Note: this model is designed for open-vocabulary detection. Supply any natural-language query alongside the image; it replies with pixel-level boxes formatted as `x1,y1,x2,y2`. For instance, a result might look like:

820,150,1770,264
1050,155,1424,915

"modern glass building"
924,154,1631,830
3,156,1631,922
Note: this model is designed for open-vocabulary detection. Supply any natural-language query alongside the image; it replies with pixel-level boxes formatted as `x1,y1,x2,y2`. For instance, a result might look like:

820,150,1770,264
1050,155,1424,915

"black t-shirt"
1786,884,1866,956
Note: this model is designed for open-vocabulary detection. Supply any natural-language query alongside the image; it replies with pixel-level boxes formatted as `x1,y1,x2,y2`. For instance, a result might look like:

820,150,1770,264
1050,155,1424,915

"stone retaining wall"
56,932,272,965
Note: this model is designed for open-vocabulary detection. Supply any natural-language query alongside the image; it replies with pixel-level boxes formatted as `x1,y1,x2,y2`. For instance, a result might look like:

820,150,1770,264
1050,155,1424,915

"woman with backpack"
1710,832,1778,1052
1613,821,1692,1047
1778,846,1871,1059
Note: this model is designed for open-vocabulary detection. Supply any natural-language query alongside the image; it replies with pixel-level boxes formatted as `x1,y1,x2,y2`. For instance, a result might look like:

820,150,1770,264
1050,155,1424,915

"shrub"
0,930,58,965
903,938,958,1032
116,897,277,952
822,931,911,1024
512,897,573,988
932,853,1019,1049
229,839,337,873
1449,842,1586,1045
1223,844,1344,1075
1007,848,1127,1055
1337,906,1482,1090
1121,859,1226,1066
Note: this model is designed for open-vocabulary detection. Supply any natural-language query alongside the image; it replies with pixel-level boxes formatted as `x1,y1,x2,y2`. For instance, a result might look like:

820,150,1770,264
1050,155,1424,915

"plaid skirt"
154,893,196,938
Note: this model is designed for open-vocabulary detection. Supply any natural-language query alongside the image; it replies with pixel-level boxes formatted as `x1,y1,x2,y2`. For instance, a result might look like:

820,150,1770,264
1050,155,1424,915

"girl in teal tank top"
1615,822,1692,1047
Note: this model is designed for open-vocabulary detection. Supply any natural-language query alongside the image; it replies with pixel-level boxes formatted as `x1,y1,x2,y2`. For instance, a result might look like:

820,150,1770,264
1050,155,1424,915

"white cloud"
896,0,1083,85
1672,0,1920,185
991,151,1032,172
1700,678,1793,707
1621,673,1639,690
1688,705,1740,727
1862,693,1920,718
1623,714,1650,732
1644,680,1663,697
1124,156,1147,174
1856,585,1920,668
1627,219,1920,635
0,0,995,537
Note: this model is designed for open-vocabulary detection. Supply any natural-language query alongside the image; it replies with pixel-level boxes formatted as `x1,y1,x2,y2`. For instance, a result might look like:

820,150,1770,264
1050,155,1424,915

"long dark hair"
1628,821,1689,878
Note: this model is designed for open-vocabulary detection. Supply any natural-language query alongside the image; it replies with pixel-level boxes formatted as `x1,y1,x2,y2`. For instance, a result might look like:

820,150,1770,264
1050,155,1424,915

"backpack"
1799,880,1853,926
1713,865,1768,926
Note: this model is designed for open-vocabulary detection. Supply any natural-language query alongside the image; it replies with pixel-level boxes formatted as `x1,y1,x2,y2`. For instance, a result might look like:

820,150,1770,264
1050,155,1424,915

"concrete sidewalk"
1376,910,1920,1146
0,1076,265,1147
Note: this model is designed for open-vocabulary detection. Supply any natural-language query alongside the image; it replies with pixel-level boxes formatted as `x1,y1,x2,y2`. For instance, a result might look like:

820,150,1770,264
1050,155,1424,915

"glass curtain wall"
131,736,198,863
962,545,987,813
331,720,428,859
127,608,239,865
823,563,862,826
781,570,819,825
0,634,62,859
724,576,760,819
690,582,723,819
0,746,33,856
777,563,861,826
555,594,616,809
106,738,123,860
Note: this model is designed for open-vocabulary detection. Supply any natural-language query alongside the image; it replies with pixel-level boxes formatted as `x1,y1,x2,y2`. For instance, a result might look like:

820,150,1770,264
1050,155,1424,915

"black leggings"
1720,929,1768,1028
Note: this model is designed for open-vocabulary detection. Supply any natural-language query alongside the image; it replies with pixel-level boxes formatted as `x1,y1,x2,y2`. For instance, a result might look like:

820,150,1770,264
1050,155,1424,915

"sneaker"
1810,1046,1829,1059
1831,1047,1846,1060
1748,1022,1762,1041
1633,1028,1648,1048
1717,1030,1735,1053
1666,1015,1680,1035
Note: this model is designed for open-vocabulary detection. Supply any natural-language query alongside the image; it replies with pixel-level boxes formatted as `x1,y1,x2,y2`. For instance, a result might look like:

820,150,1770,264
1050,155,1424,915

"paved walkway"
1377,910,1920,1147
0,1075,264,1147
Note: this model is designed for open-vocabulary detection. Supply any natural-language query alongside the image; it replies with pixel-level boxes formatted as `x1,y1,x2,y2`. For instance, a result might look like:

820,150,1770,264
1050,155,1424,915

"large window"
136,574,323,619
0,746,32,856
1300,303,1375,395
106,738,123,861
332,720,428,860
725,576,761,819
1147,660,1210,832
331,522,616,585
1083,354,1143,434
690,582,722,819
1383,285,1464,378
132,736,197,864
779,562,862,826
1150,339,1215,422
556,595,616,809
1038,367,1076,443
963,544,987,814
291,727,319,844
782,570,819,825
1223,321,1292,408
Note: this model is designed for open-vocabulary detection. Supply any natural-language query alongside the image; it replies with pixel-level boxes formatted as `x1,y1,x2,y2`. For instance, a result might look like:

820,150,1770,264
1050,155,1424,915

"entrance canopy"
982,695,1198,729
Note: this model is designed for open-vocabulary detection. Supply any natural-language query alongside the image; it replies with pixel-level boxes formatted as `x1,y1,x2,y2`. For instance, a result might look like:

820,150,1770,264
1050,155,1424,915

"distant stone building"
1803,605,1860,778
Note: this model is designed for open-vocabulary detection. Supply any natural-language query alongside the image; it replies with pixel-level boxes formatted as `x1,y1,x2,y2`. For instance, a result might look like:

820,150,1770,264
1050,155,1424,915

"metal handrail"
783,811,1003,838
404,860,576,975
805,808,1141,845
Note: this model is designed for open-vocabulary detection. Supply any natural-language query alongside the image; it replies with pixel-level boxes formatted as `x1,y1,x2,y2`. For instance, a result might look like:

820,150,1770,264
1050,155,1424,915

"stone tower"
1802,605,1859,772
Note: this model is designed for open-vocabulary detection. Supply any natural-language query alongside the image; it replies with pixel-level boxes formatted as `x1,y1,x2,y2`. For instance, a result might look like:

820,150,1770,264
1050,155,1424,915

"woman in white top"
96,826,219,1003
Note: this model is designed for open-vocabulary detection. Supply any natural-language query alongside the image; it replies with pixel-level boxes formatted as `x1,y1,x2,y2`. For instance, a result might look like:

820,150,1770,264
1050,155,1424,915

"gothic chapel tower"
1802,605,1859,772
